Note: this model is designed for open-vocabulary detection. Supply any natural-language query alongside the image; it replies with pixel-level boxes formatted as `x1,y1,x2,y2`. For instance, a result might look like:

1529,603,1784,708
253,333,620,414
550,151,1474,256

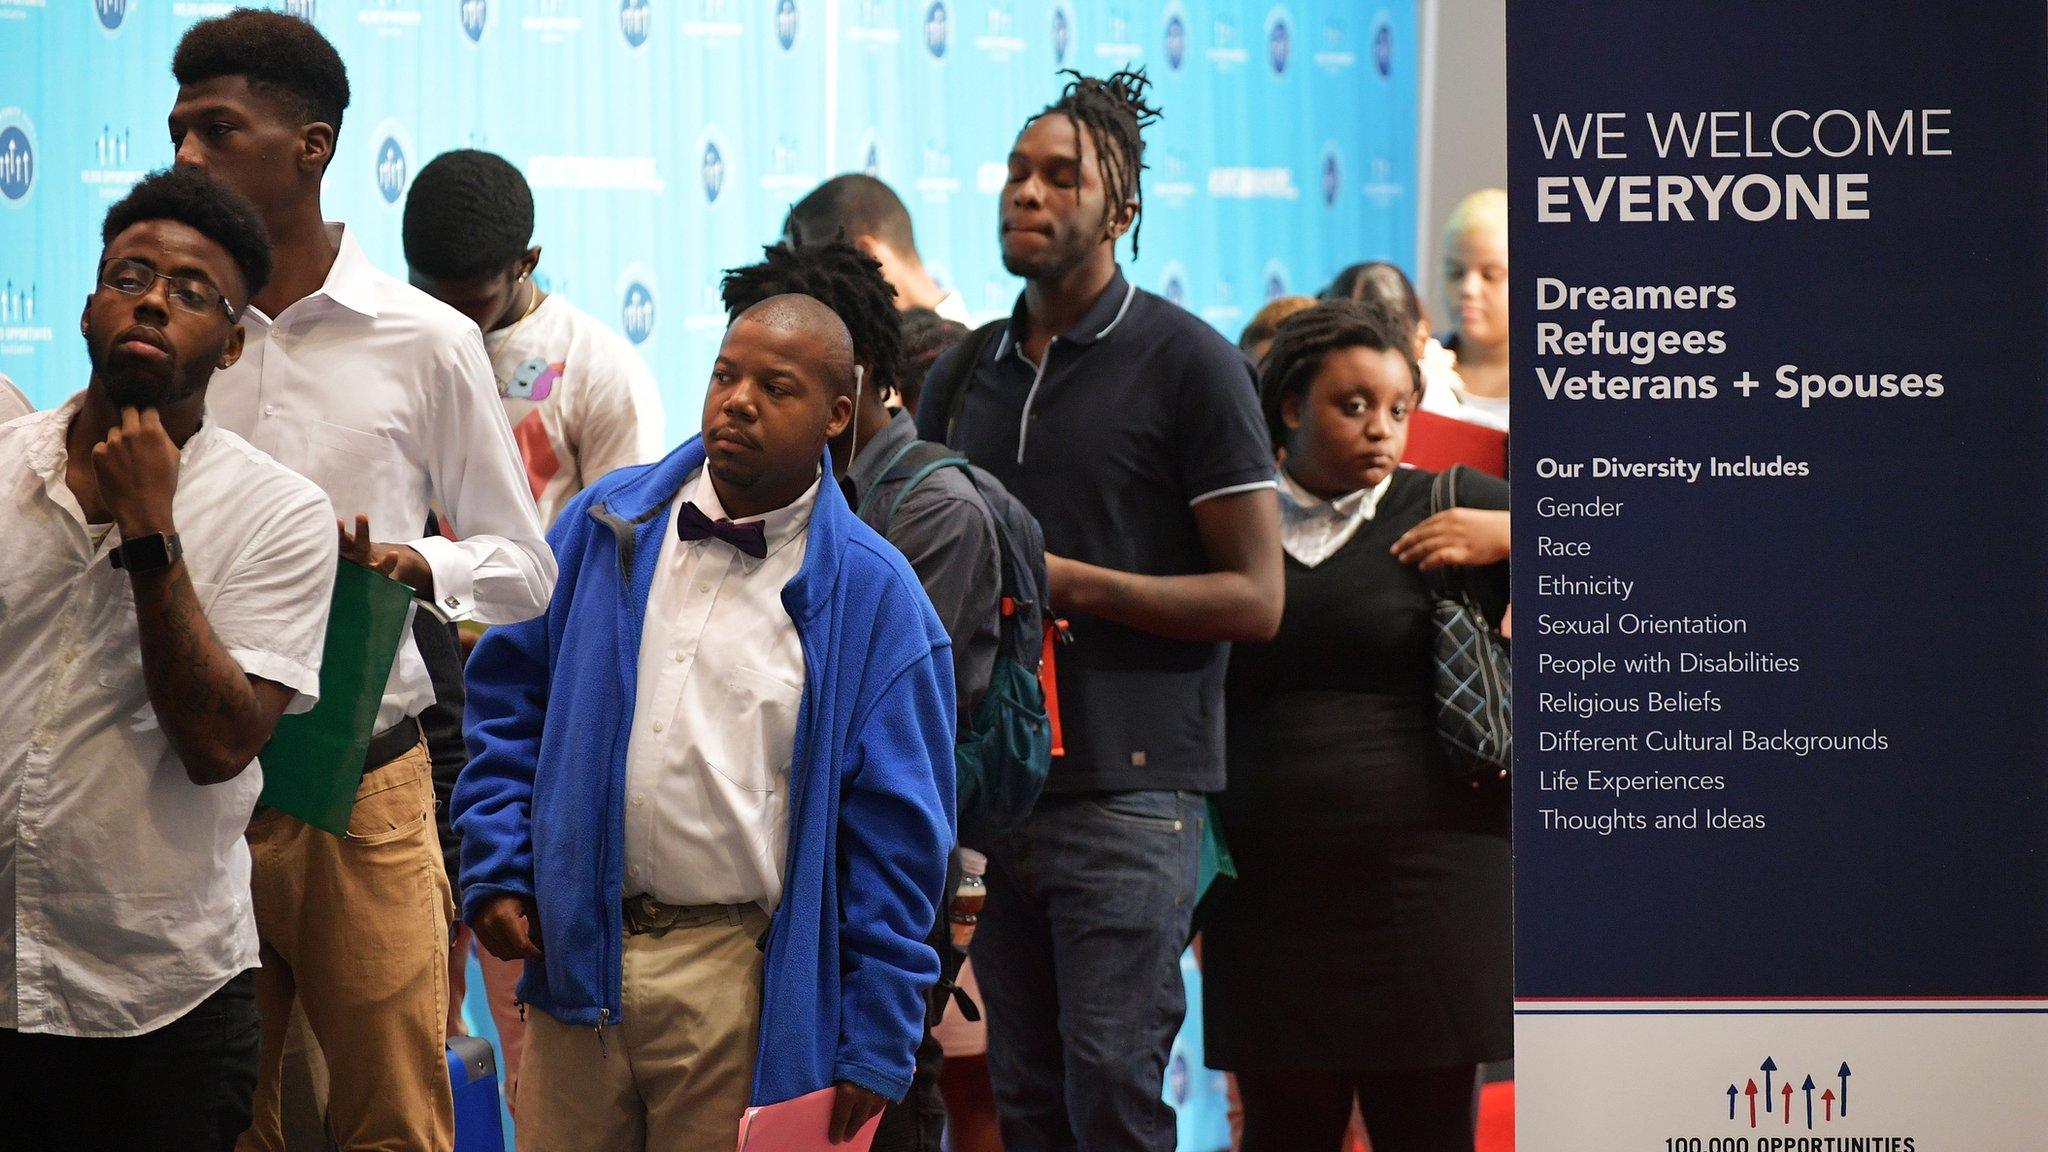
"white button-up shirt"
623,468,815,911
0,373,30,422
207,224,556,730
0,397,338,1037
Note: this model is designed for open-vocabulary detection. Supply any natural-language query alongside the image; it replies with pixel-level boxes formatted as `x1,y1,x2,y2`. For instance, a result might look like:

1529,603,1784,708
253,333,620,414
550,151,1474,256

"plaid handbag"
1424,466,1512,788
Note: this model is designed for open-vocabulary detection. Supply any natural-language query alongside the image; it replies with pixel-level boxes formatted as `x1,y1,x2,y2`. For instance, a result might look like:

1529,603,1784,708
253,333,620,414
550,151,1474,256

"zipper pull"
595,1007,611,1057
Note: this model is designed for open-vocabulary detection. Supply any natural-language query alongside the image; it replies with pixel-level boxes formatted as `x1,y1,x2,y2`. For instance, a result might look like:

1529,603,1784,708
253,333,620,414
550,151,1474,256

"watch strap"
109,531,183,573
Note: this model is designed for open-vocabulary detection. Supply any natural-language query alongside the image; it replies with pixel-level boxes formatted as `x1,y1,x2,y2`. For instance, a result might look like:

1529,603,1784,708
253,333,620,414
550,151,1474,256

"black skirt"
1202,691,1511,1072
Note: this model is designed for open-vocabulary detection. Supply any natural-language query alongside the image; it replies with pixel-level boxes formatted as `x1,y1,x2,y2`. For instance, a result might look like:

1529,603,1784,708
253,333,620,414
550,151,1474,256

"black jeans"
0,968,261,1152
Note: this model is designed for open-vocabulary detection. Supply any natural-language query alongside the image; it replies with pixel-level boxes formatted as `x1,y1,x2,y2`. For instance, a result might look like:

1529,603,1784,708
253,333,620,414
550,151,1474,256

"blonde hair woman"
1432,189,1510,429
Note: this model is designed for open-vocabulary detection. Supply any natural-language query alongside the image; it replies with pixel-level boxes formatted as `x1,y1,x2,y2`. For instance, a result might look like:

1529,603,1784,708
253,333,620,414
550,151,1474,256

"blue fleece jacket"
453,435,956,1104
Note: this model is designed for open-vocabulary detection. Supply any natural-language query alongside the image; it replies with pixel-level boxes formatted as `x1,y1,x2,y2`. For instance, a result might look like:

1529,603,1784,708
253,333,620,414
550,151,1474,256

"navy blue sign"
1512,1,2048,999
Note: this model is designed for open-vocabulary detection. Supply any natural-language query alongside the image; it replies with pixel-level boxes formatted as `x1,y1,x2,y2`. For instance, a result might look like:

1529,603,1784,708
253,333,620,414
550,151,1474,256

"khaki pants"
239,745,456,1152
516,904,770,1152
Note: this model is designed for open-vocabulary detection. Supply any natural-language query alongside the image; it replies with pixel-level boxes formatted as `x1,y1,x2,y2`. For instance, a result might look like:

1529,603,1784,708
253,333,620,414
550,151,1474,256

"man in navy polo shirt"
917,69,1283,1152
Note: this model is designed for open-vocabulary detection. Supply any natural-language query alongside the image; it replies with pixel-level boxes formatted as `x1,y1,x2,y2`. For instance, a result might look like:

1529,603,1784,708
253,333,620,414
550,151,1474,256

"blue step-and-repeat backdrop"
1,0,1415,444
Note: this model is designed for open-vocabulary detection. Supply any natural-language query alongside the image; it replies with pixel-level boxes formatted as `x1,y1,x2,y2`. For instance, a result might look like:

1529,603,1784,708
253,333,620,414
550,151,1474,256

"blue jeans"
974,790,1204,1152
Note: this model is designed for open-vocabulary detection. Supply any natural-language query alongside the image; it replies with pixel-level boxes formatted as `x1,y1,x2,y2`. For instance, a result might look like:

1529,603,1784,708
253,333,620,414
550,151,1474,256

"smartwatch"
110,531,183,574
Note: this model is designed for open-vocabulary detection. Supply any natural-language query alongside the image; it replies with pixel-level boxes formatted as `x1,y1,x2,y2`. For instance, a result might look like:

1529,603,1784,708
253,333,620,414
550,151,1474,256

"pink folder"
735,1086,882,1152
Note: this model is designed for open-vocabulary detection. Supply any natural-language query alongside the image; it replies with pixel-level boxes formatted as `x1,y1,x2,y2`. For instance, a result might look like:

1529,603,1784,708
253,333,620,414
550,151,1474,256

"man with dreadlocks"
916,69,1284,1152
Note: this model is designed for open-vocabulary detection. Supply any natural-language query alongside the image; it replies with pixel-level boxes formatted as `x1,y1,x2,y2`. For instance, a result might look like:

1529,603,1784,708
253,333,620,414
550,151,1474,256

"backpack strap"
852,437,928,518
926,319,1009,447
880,454,973,533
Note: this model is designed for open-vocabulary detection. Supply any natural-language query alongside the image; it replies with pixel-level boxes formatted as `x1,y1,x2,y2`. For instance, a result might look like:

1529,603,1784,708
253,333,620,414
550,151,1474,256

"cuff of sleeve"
834,1058,913,1104
407,535,475,621
461,881,535,925
229,649,322,715
1189,477,1279,507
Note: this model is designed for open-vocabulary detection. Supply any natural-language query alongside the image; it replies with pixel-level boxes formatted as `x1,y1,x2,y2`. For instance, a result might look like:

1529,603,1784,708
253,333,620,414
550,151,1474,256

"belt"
364,721,423,770
622,893,754,936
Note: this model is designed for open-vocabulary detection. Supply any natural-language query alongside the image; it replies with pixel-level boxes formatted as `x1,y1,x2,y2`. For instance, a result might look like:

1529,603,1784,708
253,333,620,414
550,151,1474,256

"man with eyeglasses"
164,13,555,1151
0,168,340,1152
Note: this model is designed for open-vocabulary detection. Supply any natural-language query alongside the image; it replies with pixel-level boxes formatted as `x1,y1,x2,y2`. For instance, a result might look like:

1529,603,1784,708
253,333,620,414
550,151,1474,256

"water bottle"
949,848,987,950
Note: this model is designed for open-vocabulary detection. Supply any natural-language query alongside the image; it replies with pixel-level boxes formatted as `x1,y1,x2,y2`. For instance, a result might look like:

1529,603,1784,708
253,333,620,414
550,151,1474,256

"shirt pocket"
704,666,803,794
306,419,406,465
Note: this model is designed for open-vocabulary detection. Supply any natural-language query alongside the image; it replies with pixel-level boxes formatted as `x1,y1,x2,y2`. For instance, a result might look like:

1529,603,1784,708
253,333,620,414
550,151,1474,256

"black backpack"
856,433,1057,837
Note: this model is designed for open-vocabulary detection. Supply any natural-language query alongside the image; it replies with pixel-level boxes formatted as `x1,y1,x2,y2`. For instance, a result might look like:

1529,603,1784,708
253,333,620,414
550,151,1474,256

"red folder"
1403,409,1508,478
735,1086,882,1152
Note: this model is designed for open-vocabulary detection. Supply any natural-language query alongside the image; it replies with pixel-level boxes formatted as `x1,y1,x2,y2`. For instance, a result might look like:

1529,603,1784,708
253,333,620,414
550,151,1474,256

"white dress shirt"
0,373,30,422
485,292,666,528
1278,466,1395,568
206,224,556,731
623,468,816,911
933,289,975,326
0,397,338,1037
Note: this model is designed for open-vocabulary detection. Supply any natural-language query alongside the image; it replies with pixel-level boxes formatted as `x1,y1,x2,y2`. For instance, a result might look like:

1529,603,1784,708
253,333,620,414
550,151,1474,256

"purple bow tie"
675,501,768,559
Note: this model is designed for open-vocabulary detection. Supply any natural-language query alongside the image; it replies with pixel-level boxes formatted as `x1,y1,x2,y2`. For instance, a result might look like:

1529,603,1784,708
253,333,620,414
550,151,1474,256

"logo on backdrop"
95,0,127,32
614,274,655,344
699,128,729,203
1162,3,1187,71
1049,2,1072,65
282,0,315,21
1159,261,1188,310
1265,6,1292,75
1362,153,1403,208
923,1,947,58
84,123,144,199
1723,1056,1862,1133
621,0,650,46
371,121,412,205
0,109,38,207
1262,259,1290,301
1320,144,1341,207
857,130,883,177
1208,14,1246,69
775,0,798,49
460,0,489,42
1372,14,1394,77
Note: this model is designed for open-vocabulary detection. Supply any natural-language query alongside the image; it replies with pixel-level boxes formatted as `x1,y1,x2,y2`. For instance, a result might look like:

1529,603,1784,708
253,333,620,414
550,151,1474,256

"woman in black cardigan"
1204,300,1511,1152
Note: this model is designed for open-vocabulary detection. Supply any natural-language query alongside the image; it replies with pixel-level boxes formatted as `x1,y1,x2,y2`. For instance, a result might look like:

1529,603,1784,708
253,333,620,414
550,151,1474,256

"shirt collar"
682,466,820,562
1278,466,1393,522
845,410,920,501
24,392,218,511
996,266,1137,359
242,223,381,326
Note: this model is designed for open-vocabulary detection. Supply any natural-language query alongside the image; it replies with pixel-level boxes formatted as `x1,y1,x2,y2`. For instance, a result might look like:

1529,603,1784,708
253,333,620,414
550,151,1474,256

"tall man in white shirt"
166,13,556,1151
0,169,338,1152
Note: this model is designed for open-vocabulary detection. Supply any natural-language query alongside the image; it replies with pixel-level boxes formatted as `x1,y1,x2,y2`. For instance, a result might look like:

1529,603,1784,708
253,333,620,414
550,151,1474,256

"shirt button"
631,794,645,808
628,866,642,878
263,404,276,416
697,583,711,595
58,650,74,665
652,721,665,733
32,732,51,749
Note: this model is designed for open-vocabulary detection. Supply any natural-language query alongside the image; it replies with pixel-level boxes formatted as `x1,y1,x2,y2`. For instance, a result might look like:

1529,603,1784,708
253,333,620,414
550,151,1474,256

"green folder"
258,560,415,836
1190,796,1238,943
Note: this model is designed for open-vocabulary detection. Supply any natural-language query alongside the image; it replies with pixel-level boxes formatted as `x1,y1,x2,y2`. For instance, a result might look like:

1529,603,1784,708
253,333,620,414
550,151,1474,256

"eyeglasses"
98,258,237,321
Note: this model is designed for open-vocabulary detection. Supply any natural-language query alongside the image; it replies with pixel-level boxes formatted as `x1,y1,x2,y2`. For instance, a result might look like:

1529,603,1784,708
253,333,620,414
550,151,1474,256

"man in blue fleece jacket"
454,293,957,1152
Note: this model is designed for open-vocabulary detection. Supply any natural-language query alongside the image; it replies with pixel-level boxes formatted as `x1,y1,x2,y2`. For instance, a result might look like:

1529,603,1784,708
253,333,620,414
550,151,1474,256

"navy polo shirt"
917,268,1275,793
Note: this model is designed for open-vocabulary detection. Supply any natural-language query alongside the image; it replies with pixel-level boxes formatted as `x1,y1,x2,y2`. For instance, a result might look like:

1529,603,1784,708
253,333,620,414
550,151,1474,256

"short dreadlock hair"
403,150,536,282
103,168,274,309
1258,300,1421,446
173,9,350,142
720,241,903,401
896,308,970,415
1027,68,1163,258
